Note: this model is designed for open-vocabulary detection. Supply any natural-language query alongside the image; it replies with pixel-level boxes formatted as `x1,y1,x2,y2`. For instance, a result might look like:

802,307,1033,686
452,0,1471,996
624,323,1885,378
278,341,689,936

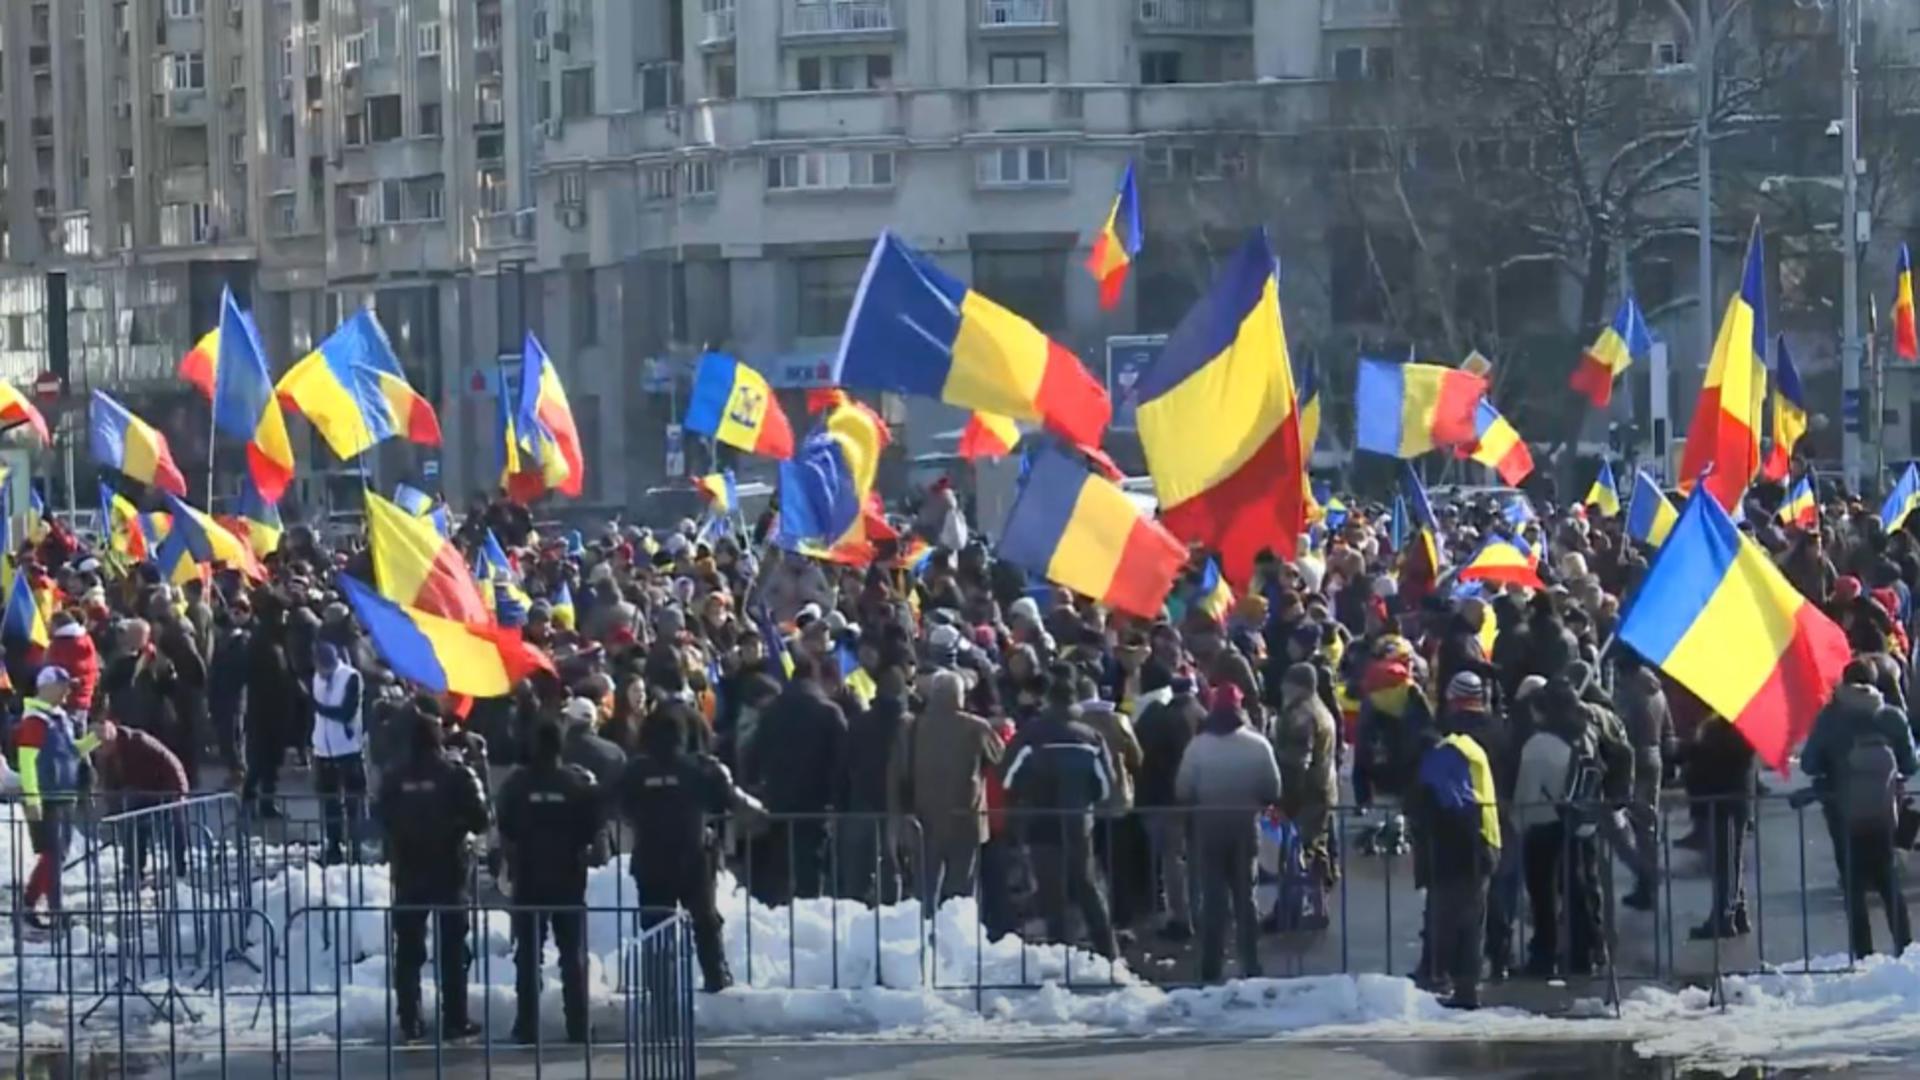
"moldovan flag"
515,333,585,498
89,390,187,495
340,575,553,698
1585,461,1622,518
1354,359,1486,459
1455,399,1533,485
1678,221,1767,513
0,384,49,447
1627,469,1679,547
1617,487,1849,772
836,231,1110,448
684,352,795,459
1762,335,1807,482
209,287,296,502
1085,161,1143,311
1456,535,1543,589
1135,230,1305,581
366,490,491,623
1881,462,1920,535
957,411,1021,460
1895,243,1917,362
1777,475,1817,530
997,446,1186,620
1570,295,1653,408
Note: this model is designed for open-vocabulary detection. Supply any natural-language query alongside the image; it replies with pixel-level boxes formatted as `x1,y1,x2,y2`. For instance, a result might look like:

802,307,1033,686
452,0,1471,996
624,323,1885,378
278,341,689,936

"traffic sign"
31,372,61,403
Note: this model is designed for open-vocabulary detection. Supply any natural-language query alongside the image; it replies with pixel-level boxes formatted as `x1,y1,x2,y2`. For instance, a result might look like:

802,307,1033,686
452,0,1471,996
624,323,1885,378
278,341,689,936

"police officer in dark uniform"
497,718,603,1043
376,705,491,1041
619,701,763,992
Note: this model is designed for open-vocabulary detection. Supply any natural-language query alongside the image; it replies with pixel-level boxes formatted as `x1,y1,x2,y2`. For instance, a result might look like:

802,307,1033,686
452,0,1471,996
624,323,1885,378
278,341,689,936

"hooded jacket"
1801,683,1919,791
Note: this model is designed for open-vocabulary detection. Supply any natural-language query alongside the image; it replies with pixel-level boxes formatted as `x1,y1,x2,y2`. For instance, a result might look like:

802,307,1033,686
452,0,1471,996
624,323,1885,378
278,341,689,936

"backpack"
1840,731,1901,832
1559,728,1606,839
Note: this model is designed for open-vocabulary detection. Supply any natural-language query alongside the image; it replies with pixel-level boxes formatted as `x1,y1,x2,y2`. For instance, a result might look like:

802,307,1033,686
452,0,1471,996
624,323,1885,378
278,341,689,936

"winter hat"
561,697,598,726
1446,671,1487,710
1208,683,1243,713
1007,597,1042,627
794,603,824,628
1871,587,1901,620
1835,576,1864,603
927,624,963,668
35,666,71,690
1513,674,1548,704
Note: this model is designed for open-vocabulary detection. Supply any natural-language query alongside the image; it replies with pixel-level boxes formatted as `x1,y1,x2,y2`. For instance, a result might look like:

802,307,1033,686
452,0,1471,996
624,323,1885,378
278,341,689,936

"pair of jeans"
1195,823,1258,982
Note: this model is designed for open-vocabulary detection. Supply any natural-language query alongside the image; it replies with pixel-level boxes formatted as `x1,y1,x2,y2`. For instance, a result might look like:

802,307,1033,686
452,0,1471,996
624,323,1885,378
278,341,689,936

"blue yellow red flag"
1881,463,1920,535
210,287,296,502
684,352,795,459
339,575,552,697
1678,220,1767,512
1895,243,1917,362
1570,295,1653,408
997,446,1187,619
1762,334,1807,482
1085,162,1143,311
1777,475,1817,530
1585,461,1622,518
1354,359,1486,459
89,390,187,495
366,490,490,623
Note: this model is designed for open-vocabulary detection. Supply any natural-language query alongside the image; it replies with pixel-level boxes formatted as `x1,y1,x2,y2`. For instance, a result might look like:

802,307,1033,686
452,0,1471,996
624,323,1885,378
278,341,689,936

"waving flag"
1295,362,1322,454
1627,469,1679,547
232,475,284,557
1085,162,1143,311
339,575,552,697
549,579,576,630
836,231,1110,447
101,484,149,560
1455,399,1533,485
1678,221,1767,512
514,333,585,498
90,390,187,495
776,392,889,560
1,565,46,648
1618,488,1848,772
1896,244,1917,362
1778,475,1817,530
0,384,49,447
205,288,296,502
695,470,739,514
1354,359,1486,459
276,309,440,460
1762,335,1807,482
957,411,1021,460
1570,295,1654,408
685,351,795,459
1194,559,1233,623
1882,463,1920,535
997,446,1186,620
180,327,220,399
1399,462,1442,603
1136,230,1306,581
1585,461,1622,518
366,490,489,623
163,493,266,580
1456,535,1543,589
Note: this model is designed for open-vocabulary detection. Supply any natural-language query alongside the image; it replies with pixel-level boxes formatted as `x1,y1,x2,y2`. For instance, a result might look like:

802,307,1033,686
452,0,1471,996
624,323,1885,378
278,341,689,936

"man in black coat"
498,719,603,1043
741,654,847,904
837,666,909,904
1133,663,1202,940
243,602,302,817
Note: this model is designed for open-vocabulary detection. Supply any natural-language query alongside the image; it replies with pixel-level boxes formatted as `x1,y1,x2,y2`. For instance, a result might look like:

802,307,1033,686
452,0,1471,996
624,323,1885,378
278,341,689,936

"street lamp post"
1839,0,1866,493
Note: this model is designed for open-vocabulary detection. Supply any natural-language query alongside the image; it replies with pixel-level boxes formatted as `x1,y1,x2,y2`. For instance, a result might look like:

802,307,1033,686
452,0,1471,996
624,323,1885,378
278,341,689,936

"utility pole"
1694,0,1715,389
1839,0,1866,493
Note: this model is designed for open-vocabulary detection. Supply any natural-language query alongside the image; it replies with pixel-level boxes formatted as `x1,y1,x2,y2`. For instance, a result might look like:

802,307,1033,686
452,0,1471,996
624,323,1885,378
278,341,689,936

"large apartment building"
0,0,1915,509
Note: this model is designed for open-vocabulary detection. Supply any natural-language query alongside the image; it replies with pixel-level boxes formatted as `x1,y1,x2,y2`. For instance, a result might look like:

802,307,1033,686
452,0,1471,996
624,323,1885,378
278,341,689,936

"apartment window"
559,170,586,206
1140,50,1182,85
416,20,443,58
571,268,597,346
272,194,296,234
478,83,505,125
989,52,1047,85
561,67,594,118
338,183,370,227
345,112,367,146
418,102,442,136
369,95,403,141
796,256,869,337
165,52,206,91
408,175,444,221
1654,40,1688,68
227,132,245,163
681,158,716,197
277,115,295,158
643,165,675,201
160,202,212,245
118,148,136,176
973,250,1067,333
765,150,895,191
709,59,736,99
380,178,404,223
477,10,502,49
478,168,508,213
477,131,505,161
1142,142,1248,181
976,146,1069,187
641,62,682,111
281,36,294,79
343,32,366,69
1334,45,1395,81
166,0,203,17
228,54,245,86
797,52,892,91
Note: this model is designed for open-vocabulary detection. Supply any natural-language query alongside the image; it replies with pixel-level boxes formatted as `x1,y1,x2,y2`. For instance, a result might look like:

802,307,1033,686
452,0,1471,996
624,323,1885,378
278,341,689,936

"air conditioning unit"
560,206,585,229
534,40,550,62
358,224,378,244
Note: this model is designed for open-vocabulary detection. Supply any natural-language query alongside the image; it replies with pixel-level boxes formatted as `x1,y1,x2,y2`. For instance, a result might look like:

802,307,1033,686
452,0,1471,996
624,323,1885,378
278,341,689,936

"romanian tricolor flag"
1617,487,1849,772
1881,462,1920,535
101,483,149,561
1455,399,1533,485
514,333,585,498
366,490,491,623
695,470,739,514
837,231,1111,448
775,393,889,561
684,351,795,460
1777,475,1817,530
1194,558,1233,624
164,493,266,580
1295,362,1322,454
1570,295,1653,409
1761,334,1807,482
997,446,1186,620
1895,243,1917,362
1,563,47,648
276,309,440,461
206,288,296,502
232,475,284,557
1135,230,1305,581
1456,534,1543,589
1585,461,1622,518
1085,162,1143,312
549,580,576,630
0,384,49,447
1627,469,1679,548
957,411,1021,461
180,328,219,400
1354,359,1486,460
1398,462,1442,604
339,575,553,698
89,390,187,495
1678,221,1768,513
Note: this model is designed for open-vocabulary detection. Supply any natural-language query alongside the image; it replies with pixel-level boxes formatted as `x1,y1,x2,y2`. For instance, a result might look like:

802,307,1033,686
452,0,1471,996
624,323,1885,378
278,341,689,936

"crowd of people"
2,469,1918,1033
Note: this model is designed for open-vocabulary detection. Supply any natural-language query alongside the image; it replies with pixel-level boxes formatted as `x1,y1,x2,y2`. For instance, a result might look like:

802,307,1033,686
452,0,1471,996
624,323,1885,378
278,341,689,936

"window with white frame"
796,52,893,91
160,202,212,245
280,36,294,79
764,150,894,191
307,41,321,72
976,145,1069,187
271,194,296,235
379,179,404,224
478,168,508,213
988,52,1047,85
408,176,444,221
416,20,442,58
343,32,366,69
681,158,715,197
559,170,586,206
642,165,675,201
1141,141,1248,182
164,52,206,91
345,111,367,146
166,0,203,18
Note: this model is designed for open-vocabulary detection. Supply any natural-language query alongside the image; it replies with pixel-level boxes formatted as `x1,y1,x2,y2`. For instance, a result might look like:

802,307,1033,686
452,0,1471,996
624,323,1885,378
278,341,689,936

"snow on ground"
3,836,1920,1071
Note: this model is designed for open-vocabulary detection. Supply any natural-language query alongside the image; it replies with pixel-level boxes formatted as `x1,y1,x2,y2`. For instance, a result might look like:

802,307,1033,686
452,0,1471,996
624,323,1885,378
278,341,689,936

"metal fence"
0,786,1906,1075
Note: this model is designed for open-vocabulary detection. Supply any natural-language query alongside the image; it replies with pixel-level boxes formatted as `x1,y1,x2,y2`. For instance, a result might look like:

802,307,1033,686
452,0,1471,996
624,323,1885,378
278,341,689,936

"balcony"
473,208,535,251
785,1,895,38
979,0,1059,29
1322,0,1398,29
159,164,211,204
700,2,737,47
1136,0,1251,34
